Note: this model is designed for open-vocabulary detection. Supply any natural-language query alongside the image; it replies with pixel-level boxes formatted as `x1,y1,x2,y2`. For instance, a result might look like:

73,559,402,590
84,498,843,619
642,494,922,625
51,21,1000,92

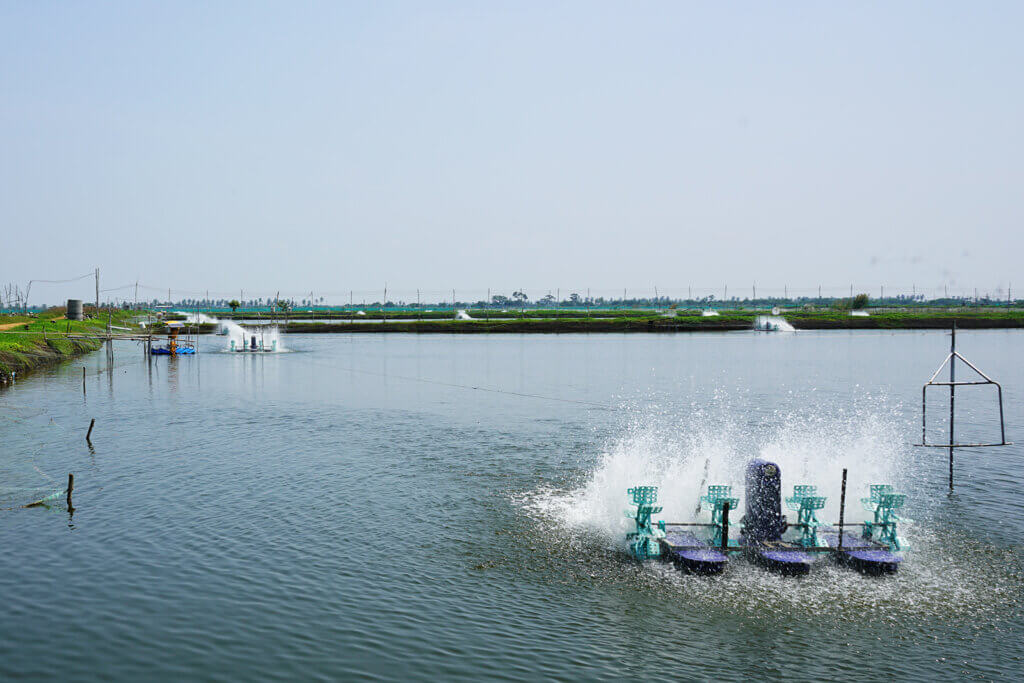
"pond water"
1,330,1022,680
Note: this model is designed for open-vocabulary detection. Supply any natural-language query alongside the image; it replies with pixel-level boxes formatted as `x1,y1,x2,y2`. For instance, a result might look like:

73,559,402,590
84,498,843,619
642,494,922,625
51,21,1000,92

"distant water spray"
754,315,796,332
178,312,287,352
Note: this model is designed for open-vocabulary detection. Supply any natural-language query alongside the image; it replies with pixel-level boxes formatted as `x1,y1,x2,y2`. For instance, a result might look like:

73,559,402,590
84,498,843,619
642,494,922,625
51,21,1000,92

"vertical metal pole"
837,468,848,550
922,385,928,444
95,268,100,311
721,502,730,550
949,324,956,492
998,384,1006,444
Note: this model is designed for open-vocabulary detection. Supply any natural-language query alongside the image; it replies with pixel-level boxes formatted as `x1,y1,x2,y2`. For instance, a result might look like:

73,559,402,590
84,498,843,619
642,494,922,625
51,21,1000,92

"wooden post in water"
86,418,95,442
837,468,848,550
66,473,74,510
721,501,730,550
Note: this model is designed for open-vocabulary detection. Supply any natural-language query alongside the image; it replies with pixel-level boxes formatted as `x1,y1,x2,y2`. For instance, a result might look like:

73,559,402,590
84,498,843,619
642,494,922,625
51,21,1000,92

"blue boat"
149,322,196,356
150,345,195,355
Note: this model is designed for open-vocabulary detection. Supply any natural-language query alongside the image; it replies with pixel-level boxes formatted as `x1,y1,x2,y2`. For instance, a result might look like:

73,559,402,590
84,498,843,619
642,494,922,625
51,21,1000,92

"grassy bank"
278,310,1024,333
0,307,141,382
785,310,1024,329
284,314,757,333
151,309,1024,336
206,309,658,321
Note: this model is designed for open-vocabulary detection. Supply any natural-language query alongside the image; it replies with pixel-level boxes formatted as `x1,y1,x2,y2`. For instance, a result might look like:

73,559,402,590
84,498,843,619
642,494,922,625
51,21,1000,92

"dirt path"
0,315,65,331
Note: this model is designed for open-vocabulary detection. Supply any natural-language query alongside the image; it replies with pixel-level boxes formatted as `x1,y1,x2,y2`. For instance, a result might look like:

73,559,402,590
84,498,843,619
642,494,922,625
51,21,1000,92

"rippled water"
1,331,1022,680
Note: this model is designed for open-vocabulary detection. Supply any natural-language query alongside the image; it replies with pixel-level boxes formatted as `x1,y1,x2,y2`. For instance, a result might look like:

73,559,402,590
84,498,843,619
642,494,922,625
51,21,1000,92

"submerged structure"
628,460,905,576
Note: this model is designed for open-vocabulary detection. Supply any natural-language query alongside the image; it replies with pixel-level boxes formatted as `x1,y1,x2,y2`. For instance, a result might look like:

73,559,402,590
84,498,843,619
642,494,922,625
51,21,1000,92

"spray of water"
519,402,1021,618
178,312,287,352
527,406,904,543
754,315,796,332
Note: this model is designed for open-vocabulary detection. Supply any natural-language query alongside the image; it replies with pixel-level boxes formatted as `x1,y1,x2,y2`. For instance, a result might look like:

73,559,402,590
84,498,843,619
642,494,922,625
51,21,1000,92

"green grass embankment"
0,307,142,382
283,314,756,333
281,310,1024,333
156,308,1024,335
786,310,1024,329
209,309,659,321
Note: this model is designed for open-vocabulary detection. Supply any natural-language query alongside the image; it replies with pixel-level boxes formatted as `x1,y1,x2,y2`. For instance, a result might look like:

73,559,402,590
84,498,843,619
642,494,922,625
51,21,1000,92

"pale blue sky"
2,2,1021,304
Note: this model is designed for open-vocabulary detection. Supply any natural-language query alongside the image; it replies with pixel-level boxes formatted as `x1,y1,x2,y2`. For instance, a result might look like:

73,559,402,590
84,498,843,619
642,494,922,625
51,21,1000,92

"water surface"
1,330,1022,680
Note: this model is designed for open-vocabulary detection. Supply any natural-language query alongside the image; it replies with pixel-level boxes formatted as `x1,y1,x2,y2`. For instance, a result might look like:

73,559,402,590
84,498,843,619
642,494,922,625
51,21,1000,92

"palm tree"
228,299,240,312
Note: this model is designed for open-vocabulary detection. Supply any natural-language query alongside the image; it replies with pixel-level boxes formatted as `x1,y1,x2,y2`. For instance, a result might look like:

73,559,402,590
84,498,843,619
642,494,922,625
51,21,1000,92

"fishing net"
0,405,74,510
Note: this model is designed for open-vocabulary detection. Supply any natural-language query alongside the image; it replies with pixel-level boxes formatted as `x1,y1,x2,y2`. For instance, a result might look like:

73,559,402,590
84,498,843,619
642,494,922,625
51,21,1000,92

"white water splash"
178,311,287,352
525,407,906,545
754,315,796,332
518,404,1020,618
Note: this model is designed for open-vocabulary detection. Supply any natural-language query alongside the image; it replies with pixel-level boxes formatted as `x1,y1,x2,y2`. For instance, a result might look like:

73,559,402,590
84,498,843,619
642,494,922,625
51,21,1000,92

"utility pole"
95,267,100,311
135,281,139,310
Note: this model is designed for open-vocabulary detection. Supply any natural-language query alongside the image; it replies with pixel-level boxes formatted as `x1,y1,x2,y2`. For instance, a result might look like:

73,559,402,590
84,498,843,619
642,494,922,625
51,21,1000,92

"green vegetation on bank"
784,310,1024,329
277,309,1024,333
0,307,141,381
205,309,659,321
283,314,753,334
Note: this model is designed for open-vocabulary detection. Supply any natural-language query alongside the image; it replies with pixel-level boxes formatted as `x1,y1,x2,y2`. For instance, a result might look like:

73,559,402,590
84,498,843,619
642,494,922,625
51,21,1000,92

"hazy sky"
2,2,1021,304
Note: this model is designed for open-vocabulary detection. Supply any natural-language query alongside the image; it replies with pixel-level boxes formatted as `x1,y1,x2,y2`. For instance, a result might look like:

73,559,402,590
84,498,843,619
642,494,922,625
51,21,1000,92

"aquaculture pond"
1,331,1022,680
